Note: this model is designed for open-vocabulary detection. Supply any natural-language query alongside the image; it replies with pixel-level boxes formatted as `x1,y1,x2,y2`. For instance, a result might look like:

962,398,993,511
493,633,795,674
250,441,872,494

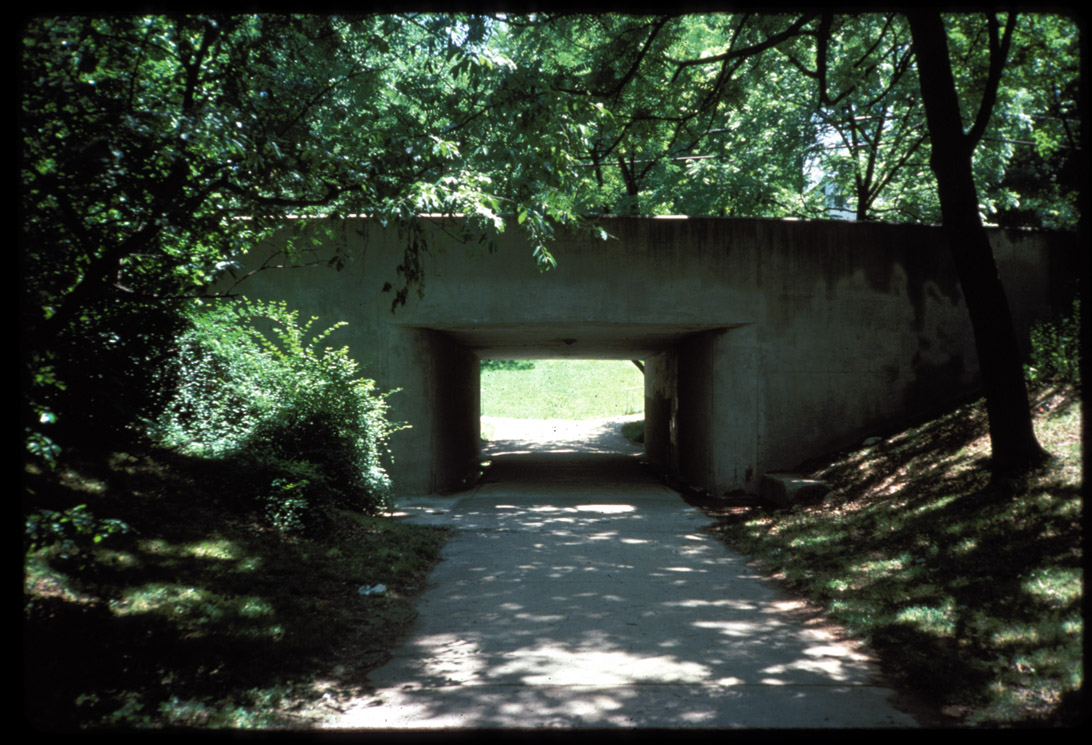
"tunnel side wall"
424,329,481,493
677,332,716,491
644,349,678,475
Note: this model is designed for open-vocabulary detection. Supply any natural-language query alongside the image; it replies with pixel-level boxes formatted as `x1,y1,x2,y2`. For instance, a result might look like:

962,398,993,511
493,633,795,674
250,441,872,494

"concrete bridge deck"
323,423,921,729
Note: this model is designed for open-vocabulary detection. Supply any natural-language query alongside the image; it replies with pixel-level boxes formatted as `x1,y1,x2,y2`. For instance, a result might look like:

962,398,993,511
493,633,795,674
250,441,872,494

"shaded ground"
694,387,1083,727
22,448,448,730
318,418,921,728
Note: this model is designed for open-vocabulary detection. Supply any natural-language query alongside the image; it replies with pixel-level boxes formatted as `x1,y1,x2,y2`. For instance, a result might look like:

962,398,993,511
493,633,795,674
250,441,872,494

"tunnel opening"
472,357,651,494
479,358,646,460
416,322,750,496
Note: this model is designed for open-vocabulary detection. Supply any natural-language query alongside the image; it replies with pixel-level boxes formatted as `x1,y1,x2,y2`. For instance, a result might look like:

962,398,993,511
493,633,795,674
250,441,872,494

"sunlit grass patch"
184,539,240,560
112,582,211,615
481,359,643,419
1023,567,1081,606
854,557,908,579
896,602,956,636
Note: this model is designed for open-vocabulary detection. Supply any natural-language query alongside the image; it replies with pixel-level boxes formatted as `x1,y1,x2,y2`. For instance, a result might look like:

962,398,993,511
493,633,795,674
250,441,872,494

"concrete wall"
644,350,678,475
234,217,1078,497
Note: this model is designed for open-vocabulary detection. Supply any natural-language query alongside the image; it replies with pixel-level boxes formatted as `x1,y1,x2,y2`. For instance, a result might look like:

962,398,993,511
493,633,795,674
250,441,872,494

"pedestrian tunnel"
396,321,758,496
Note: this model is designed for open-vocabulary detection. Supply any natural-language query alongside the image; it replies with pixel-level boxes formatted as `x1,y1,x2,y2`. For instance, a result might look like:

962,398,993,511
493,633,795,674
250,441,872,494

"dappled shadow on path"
334,449,917,728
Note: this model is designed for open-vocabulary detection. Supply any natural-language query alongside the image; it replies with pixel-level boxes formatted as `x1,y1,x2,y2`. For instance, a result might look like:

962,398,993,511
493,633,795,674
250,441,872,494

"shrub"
157,300,400,529
24,503,130,556
1025,297,1081,387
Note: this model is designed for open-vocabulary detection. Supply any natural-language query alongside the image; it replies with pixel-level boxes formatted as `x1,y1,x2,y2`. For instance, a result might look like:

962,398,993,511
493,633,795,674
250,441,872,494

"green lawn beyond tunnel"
480,360,643,419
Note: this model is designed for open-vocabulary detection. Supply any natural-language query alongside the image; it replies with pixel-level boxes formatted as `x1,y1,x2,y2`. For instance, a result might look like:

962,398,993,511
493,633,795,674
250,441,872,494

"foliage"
20,10,1080,482
18,14,529,467
621,419,645,445
485,12,1078,227
1026,297,1082,387
480,359,535,371
157,300,399,527
949,14,1081,230
25,503,130,556
709,386,1082,726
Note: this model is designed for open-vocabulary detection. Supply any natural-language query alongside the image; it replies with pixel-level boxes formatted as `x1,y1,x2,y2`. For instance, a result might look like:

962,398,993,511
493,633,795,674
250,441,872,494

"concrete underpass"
236,216,1077,498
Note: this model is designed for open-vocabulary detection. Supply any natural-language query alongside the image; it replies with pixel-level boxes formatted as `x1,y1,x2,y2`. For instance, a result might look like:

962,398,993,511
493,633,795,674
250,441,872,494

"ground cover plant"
24,447,448,730
480,359,644,419
706,383,1083,726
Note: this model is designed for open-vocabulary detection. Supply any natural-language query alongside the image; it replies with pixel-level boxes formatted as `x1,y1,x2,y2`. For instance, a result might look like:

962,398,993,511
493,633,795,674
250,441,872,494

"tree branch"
670,15,814,83
816,13,836,106
555,16,673,98
966,11,1017,148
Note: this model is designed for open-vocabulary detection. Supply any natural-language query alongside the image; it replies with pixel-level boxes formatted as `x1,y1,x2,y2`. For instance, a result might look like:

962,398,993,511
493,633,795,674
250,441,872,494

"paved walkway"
326,420,919,729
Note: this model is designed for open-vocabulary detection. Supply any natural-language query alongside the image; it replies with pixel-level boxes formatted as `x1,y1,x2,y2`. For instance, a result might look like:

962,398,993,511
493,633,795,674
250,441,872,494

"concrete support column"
644,350,679,474
652,325,761,496
710,324,760,494
424,330,480,493
383,327,479,495
677,333,717,491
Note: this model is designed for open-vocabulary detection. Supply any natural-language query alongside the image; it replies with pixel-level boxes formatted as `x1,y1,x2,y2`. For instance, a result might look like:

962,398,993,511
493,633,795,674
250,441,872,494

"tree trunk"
908,12,1048,478
617,155,641,215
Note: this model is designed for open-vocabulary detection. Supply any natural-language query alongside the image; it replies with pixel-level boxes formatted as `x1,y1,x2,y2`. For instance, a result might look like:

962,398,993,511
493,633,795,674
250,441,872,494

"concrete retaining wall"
234,217,1078,497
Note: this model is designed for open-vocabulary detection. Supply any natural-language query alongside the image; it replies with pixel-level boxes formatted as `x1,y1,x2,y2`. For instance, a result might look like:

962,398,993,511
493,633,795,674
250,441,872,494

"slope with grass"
23,447,448,730
704,385,1083,726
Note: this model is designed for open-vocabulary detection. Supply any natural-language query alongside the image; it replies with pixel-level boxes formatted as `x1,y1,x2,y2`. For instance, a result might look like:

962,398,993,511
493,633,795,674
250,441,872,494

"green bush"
158,300,400,529
24,503,130,556
1025,297,1081,387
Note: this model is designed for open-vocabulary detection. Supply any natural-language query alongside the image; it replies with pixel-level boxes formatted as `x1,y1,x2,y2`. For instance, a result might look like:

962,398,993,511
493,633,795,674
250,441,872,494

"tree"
482,11,1077,479
19,14,512,454
968,14,1081,230
792,14,937,222
907,11,1050,477
499,13,819,217
22,12,1078,479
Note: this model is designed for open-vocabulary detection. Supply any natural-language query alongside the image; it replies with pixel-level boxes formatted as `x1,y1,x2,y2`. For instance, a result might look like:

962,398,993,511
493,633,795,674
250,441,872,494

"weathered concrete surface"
235,217,1078,496
761,473,832,510
322,429,919,729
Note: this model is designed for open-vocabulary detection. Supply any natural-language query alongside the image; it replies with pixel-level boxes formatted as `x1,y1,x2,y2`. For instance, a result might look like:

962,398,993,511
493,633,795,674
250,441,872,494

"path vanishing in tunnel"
323,418,920,729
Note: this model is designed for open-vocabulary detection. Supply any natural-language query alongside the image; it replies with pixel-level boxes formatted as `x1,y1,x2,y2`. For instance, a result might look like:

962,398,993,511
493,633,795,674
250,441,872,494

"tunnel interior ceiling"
412,322,746,360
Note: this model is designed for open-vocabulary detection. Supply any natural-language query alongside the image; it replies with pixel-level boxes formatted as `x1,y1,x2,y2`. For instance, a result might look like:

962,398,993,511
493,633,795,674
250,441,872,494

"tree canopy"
20,11,1082,473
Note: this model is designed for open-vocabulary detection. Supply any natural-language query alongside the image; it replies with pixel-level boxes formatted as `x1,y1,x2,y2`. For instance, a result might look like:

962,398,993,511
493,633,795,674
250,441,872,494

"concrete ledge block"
761,473,831,509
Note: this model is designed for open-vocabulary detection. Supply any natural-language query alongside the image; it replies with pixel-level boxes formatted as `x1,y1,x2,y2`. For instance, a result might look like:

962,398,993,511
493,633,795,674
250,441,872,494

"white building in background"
803,116,856,222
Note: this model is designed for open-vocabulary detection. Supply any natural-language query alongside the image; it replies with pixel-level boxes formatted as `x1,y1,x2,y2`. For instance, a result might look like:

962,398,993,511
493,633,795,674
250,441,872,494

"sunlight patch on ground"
575,504,636,514
184,538,239,560
491,645,713,685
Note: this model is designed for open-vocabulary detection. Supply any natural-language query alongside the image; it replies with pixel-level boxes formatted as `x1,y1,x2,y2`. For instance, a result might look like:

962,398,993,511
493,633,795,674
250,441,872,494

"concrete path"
326,420,919,729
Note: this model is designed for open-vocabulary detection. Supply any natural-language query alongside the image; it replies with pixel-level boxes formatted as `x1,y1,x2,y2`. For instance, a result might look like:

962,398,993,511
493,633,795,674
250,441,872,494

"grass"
621,419,645,445
705,385,1083,727
480,359,644,419
23,446,448,730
